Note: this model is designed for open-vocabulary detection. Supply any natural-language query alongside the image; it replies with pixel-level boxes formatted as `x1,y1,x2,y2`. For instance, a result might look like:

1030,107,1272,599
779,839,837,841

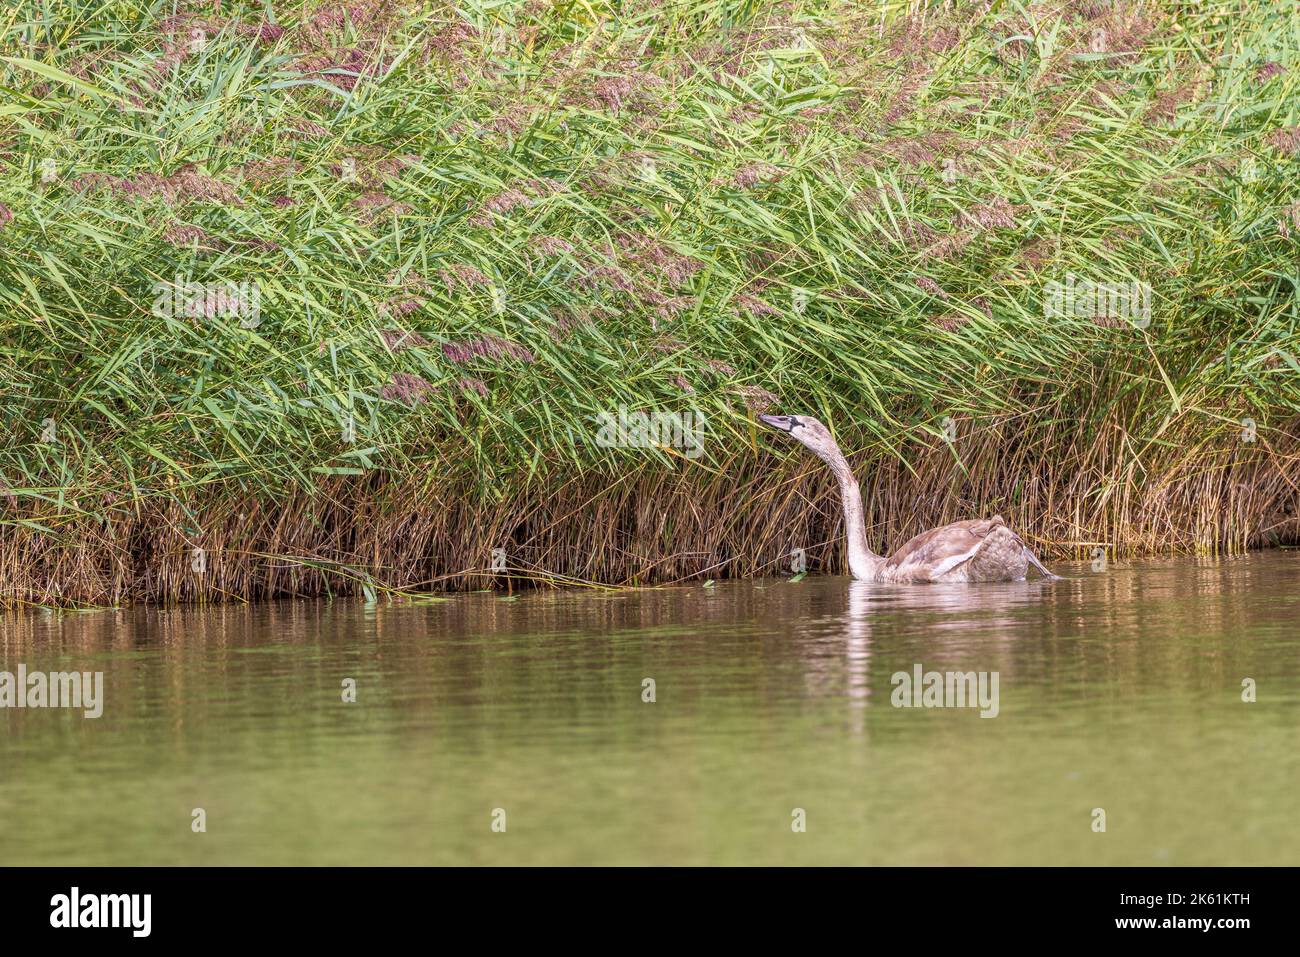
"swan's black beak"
758,414,796,433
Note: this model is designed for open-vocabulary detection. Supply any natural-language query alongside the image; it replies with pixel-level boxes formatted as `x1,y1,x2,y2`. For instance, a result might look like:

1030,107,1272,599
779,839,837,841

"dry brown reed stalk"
3,413,1297,607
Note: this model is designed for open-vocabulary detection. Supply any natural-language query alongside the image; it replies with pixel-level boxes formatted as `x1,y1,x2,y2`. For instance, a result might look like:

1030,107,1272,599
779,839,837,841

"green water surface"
2,554,1297,865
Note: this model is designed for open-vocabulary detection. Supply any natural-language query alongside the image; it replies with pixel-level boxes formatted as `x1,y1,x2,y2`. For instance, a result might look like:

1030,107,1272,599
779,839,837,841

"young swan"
759,414,1059,583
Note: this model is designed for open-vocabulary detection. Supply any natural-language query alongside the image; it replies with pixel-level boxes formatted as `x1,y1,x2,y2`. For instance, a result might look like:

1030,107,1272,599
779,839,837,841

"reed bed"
1,0,1298,606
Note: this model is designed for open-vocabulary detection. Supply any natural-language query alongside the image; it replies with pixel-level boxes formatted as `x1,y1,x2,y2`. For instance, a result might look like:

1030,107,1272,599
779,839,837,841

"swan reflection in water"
809,575,1064,738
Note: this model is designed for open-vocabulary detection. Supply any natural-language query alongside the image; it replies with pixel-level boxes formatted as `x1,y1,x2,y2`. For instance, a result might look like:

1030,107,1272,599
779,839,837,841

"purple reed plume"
382,372,436,406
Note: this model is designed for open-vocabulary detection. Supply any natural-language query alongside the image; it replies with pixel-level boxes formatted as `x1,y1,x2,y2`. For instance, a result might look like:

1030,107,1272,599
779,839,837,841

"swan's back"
880,516,1029,583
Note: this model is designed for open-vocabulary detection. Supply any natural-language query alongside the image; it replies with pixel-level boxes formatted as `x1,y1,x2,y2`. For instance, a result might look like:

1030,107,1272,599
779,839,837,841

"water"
2,554,1298,865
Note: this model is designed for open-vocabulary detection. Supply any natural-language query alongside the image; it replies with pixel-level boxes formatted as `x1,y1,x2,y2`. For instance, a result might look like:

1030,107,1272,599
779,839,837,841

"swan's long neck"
818,444,883,582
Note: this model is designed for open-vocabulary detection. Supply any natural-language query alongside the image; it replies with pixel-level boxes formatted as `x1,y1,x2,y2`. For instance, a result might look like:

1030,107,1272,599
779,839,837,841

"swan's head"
758,414,840,461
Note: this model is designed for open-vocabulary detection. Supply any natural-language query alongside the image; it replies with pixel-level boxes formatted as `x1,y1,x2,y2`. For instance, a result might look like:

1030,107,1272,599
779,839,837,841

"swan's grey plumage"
759,413,1059,583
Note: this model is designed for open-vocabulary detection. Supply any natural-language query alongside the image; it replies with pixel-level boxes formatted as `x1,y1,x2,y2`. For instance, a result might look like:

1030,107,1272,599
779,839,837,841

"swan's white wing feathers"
926,543,985,579
881,517,1026,582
